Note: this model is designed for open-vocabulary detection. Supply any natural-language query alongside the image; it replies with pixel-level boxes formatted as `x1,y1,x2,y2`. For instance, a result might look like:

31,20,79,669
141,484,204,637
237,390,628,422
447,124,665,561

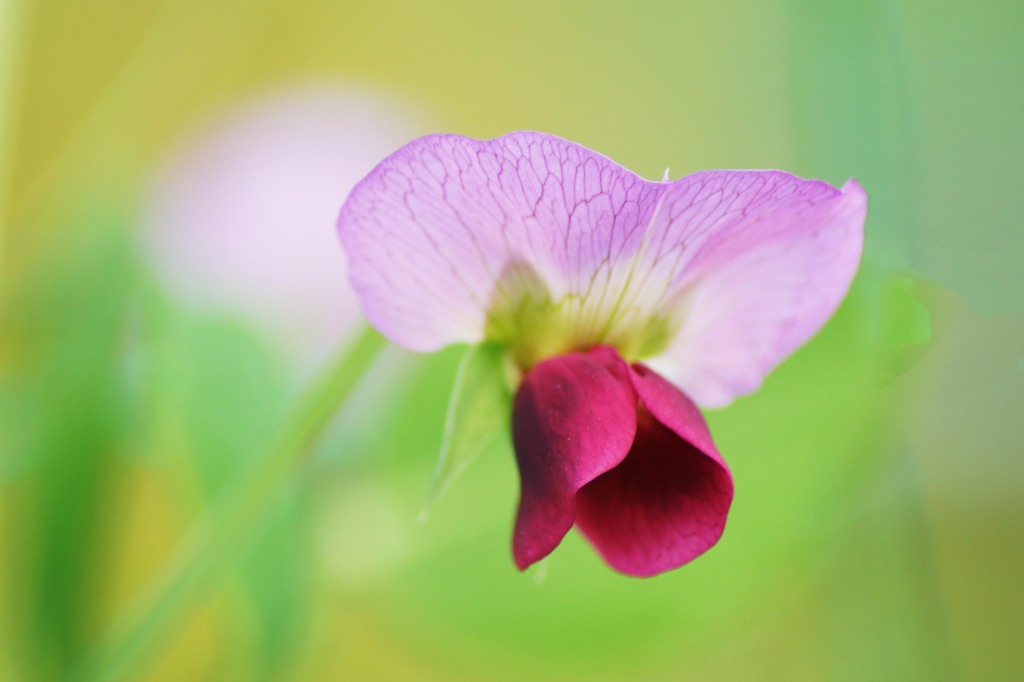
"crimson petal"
511,347,638,570
575,363,734,577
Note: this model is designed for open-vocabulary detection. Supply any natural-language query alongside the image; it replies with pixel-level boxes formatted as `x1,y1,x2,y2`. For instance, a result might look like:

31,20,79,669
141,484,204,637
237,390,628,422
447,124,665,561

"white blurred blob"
142,83,433,365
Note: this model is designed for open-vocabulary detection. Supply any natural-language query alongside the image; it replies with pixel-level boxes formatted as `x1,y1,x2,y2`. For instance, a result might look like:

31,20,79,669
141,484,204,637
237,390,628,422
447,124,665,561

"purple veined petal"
339,134,865,392
575,362,733,577
337,132,664,352
511,347,638,570
641,173,868,407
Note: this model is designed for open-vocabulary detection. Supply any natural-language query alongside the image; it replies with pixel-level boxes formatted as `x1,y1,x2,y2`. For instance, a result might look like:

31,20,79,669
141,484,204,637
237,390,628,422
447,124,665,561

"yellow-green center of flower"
484,261,677,370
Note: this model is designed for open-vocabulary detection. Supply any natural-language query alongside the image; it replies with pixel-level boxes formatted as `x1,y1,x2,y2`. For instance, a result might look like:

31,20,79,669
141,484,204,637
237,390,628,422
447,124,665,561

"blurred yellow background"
1,1,1022,680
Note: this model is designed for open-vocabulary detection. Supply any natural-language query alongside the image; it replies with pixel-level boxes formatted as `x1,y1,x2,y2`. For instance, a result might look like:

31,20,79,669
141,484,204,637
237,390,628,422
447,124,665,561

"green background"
1,0,1021,679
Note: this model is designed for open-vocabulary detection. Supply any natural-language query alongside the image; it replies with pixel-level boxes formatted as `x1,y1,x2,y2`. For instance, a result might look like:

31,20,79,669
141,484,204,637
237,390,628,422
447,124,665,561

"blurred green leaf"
75,328,386,682
2,208,136,680
162,312,289,494
134,283,314,674
420,342,511,518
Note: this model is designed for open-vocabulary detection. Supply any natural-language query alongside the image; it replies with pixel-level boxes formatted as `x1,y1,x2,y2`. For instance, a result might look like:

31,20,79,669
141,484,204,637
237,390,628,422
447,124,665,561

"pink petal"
576,363,733,577
337,132,662,351
340,133,866,404
645,173,867,407
511,347,638,570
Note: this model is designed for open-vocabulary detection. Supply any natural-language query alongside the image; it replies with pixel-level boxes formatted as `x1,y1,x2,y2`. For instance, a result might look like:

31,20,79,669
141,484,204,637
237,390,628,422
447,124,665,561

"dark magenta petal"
575,363,733,577
511,347,638,570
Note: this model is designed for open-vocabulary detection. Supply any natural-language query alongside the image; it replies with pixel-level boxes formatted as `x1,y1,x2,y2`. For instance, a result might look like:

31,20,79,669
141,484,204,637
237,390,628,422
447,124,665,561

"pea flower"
337,132,866,577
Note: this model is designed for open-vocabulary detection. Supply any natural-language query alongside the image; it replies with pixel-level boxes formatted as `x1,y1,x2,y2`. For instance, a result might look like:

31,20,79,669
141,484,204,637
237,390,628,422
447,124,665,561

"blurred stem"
73,326,386,682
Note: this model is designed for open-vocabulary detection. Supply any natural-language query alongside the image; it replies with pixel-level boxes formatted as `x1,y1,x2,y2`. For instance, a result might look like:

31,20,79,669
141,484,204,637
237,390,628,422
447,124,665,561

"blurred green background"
1,0,1022,680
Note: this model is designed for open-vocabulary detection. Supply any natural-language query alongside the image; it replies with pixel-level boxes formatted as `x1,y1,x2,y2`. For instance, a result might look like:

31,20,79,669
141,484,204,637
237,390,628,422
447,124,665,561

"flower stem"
73,326,386,682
